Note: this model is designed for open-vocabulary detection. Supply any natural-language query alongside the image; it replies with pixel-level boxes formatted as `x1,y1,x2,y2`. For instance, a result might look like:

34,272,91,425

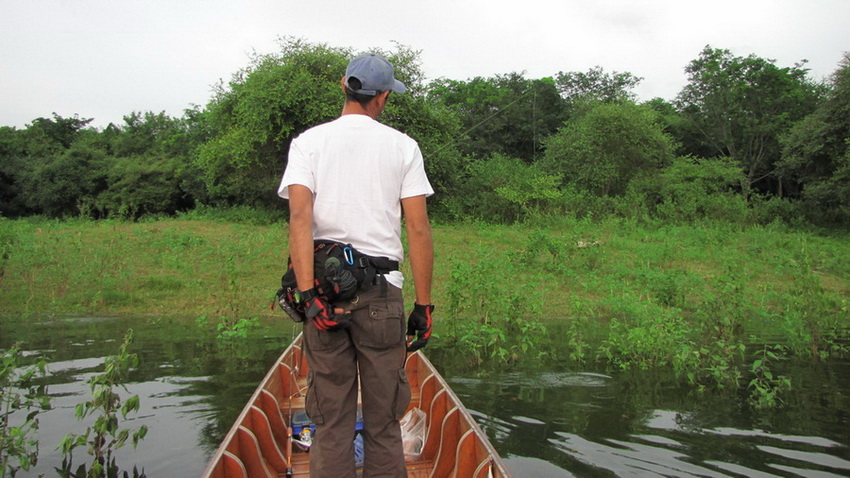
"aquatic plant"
747,344,792,409
57,330,148,478
0,346,50,478
444,249,548,365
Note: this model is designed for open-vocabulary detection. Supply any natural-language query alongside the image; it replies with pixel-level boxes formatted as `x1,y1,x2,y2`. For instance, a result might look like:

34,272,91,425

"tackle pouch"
275,241,399,321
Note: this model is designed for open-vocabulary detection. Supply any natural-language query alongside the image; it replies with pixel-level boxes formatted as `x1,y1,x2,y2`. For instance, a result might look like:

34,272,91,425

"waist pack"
275,241,399,321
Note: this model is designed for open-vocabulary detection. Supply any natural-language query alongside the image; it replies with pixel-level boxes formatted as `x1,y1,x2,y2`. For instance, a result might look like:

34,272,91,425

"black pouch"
275,241,395,321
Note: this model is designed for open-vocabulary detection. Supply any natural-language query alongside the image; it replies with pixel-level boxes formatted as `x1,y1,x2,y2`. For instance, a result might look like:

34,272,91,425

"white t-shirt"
278,114,434,288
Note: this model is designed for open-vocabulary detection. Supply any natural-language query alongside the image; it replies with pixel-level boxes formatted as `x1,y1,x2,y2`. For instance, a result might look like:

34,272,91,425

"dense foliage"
1,39,847,225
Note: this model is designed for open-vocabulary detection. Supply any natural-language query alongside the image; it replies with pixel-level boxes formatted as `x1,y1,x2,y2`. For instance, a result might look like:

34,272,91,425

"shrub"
628,156,749,222
445,154,563,223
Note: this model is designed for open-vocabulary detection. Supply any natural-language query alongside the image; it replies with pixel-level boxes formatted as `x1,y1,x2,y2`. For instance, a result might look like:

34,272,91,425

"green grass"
1,215,848,364
0,217,285,319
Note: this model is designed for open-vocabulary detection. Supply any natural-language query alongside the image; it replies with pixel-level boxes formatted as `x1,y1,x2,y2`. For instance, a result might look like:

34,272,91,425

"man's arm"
287,184,315,291
401,195,433,305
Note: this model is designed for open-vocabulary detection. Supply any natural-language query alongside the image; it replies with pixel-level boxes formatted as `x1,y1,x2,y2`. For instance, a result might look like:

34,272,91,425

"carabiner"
343,246,355,266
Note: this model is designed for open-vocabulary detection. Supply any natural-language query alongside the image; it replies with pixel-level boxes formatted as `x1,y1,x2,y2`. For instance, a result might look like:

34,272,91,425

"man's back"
282,114,431,262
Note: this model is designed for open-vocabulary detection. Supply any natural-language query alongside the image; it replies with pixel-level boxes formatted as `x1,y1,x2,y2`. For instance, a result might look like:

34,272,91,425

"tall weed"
598,295,693,371
444,246,547,365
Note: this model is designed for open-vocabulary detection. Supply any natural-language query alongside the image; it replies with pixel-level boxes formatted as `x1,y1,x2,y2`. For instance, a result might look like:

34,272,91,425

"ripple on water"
705,427,846,448
450,371,612,389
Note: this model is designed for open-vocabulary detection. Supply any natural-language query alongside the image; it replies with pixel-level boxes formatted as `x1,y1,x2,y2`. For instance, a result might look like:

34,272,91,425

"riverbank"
2,215,848,320
3,214,849,476
2,215,848,360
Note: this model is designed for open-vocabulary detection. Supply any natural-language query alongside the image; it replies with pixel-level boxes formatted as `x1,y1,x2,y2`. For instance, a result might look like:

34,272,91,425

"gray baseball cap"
345,53,406,96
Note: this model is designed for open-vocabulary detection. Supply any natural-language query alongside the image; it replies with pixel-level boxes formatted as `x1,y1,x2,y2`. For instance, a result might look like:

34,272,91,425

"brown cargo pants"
302,283,411,478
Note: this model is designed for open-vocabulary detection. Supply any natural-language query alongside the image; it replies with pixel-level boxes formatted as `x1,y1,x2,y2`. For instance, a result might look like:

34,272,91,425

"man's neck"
341,101,379,120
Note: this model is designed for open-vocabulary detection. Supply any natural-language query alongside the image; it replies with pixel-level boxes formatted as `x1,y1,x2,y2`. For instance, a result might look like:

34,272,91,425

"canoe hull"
201,333,510,477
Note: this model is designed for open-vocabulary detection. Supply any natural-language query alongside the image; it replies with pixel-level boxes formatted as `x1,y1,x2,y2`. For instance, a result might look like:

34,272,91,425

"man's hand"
406,303,434,352
305,294,351,331
292,287,351,331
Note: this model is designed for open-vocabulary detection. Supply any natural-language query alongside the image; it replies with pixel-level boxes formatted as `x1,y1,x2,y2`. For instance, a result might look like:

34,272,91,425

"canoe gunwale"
201,333,510,477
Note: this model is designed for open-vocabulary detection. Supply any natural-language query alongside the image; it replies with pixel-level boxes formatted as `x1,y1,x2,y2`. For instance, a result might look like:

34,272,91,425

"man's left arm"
402,195,433,351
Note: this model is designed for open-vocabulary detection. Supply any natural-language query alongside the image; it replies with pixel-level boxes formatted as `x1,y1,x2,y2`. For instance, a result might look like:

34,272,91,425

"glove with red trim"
406,303,434,352
296,288,351,331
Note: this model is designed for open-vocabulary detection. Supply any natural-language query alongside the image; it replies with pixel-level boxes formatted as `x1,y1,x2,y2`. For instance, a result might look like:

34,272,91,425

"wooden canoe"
201,333,510,477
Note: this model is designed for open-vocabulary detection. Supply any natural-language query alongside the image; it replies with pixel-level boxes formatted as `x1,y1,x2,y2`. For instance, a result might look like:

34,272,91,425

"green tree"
8,115,105,217
93,156,189,218
542,101,676,196
17,132,108,217
197,38,464,211
779,52,850,221
556,66,642,104
643,97,716,159
196,38,350,206
676,46,821,195
427,73,567,162
20,114,93,155
92,111,203,218
628,156,748,222
445,154,563,222
0,127,27,217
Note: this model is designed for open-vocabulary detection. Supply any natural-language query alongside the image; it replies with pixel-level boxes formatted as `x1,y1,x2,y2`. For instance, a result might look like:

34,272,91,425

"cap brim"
392,79,407,94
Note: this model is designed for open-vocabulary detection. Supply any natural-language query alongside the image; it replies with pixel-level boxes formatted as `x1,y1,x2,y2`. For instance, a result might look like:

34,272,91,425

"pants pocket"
393,368,412,420
358,300,404,349
303,318,349,352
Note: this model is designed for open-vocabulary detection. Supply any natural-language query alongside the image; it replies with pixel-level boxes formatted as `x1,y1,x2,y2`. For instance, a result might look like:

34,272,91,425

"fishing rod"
428,85,537,156
285,323,297,478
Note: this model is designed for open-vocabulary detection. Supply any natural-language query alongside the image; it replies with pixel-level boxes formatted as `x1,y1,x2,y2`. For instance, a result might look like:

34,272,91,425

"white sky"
1,0,848,129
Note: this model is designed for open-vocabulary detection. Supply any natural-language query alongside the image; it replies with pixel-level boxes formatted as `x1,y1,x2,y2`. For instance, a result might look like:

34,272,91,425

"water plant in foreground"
1,346,50,478
57,330,148,478
747,343,792,409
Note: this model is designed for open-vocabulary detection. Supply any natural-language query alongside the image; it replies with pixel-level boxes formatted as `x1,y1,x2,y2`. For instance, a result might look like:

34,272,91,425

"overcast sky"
1,0,848,129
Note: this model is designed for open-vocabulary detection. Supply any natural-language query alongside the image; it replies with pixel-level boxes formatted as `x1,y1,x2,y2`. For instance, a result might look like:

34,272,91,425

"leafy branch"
57,330,148,478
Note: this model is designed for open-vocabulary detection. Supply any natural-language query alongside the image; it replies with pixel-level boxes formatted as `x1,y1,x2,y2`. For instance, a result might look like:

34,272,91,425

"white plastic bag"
400,407,426,461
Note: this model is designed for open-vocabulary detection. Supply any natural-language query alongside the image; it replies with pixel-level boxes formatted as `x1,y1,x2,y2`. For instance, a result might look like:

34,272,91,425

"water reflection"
2,316,849,477
1,315,288,477
432,346,850,478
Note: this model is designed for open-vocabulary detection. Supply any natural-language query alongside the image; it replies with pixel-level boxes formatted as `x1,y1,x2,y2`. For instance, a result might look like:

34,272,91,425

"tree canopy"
779,52,850,217
542,102,676,196
1,40,847,226
676,46,821,194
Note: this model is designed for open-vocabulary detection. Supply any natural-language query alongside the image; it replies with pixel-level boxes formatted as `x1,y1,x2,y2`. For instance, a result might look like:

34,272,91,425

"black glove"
299,289,351,332
406,304,434,352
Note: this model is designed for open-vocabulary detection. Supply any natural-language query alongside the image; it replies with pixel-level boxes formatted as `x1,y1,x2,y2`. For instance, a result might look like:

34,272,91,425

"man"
277,53,435,478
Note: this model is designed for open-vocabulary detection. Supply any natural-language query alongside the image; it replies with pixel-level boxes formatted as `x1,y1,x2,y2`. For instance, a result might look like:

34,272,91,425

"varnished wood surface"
201,334,510,477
